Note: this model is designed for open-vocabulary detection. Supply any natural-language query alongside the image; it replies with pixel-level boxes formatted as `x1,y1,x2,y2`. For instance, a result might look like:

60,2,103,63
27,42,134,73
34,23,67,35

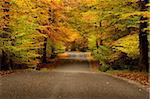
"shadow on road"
53,59,90,73
53,52,92,73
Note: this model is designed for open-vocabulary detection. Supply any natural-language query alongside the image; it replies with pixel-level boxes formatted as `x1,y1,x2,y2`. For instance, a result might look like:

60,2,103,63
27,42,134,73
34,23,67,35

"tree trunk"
1,50,9,70
148,31,150,71
42,38,47,63
8,59,13,70
138,0,149,72
50,45,56,58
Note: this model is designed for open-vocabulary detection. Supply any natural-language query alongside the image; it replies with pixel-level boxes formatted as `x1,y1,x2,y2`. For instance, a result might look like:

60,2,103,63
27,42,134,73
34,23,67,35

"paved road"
0,52,149,99
57,52,91,60
53,60,90,73
0,71,149,99
54,52,92,72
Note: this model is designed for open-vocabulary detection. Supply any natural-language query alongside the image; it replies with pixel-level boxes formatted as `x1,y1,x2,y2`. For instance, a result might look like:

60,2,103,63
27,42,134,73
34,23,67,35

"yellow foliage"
59,26,80,42
113,34,139,58
146,3,150,7
121,11,150,19
144,26,150,31
143,11,150,18
81,11,98,23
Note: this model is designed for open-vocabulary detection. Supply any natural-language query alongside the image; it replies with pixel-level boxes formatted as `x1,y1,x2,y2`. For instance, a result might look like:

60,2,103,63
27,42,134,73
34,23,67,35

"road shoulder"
101,71,150,92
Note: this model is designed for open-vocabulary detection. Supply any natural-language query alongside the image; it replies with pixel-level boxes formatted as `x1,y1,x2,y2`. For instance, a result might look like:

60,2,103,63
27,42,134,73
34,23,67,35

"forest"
0,0,150,72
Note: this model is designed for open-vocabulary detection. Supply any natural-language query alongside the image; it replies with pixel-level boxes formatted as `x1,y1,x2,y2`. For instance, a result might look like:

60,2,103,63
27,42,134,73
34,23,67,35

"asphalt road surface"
0,52,149,99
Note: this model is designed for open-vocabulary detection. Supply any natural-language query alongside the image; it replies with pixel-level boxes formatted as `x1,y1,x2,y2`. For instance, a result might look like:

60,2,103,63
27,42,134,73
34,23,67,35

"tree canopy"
0,0,149,71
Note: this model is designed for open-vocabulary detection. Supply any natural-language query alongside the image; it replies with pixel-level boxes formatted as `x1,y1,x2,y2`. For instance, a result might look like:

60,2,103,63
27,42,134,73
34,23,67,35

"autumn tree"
0,0,74,69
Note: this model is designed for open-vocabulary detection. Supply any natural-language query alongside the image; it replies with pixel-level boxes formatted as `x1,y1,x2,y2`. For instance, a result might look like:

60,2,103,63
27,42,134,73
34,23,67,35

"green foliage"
113,34,139,58
53,43,65,54
92,45,111,65
88,34,111,68
88,34,97,50
2,16,45,67
46,39,52,58
99,64,110,72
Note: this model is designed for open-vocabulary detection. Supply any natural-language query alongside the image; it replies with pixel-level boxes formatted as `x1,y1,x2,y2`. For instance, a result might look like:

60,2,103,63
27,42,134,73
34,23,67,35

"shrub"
99,64,110,72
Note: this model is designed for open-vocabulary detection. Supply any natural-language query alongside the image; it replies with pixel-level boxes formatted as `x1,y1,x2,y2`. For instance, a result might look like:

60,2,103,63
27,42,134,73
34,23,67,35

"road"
0,52,149,99
57,51,91,60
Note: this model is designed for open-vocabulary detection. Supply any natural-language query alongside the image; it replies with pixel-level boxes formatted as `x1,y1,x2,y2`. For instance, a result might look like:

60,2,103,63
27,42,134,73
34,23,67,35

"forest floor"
106,70,150,87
